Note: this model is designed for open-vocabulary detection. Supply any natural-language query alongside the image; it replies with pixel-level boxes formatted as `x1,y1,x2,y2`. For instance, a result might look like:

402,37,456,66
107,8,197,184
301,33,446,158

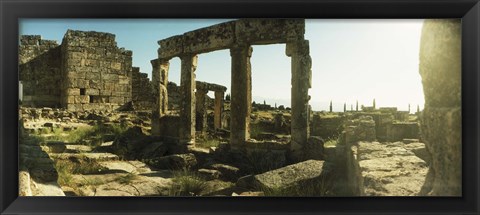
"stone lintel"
158,35,184,59
183,21,236,54
196,81,227,92
158,19,305,59
235,19,305,45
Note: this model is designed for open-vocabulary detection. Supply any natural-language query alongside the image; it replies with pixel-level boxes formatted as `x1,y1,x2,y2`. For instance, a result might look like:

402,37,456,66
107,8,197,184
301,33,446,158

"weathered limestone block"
19,35,62,107
210,163,240,181
310,114,345,140
403,142,431,165
343,116,376,143
350,142,428,196
19,170,33,196
230,45,253,146
61,29,133,111
419,107,461,195
75,95,90,104
145,153,197,170
386,122,420,142
132,67,156,110
419,19,461,196
158,35,184,59
253,160,330,191
419,20,461,108
183,21,236,54
235,19,305,44
302,136,325,160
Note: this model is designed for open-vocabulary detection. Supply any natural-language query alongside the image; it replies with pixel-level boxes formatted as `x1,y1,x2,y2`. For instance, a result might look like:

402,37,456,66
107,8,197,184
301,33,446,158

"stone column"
151,58,169,136
214,91,225,130
418,19,461,196
195,88,208,136
159,60,169,115
286,39,312,160
230,45,252,146
179,54,198,146
151,59,161,135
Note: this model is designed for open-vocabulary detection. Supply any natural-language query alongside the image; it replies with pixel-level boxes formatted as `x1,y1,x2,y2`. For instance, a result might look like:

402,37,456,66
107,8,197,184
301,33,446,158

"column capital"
230,44,253,57
180,54,198,69
286,39,310,57
179,53,198,60
151,58,170,67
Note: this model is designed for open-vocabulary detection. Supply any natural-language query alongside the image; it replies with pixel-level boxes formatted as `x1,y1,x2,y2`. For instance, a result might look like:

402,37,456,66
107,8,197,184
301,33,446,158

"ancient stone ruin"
17,19,461,197
418,19,461,196
151,19,312,161
20,30,133,111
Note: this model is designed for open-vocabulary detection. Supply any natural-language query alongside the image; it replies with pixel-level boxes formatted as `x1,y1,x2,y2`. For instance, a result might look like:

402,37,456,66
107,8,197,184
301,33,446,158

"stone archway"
151,19,311,160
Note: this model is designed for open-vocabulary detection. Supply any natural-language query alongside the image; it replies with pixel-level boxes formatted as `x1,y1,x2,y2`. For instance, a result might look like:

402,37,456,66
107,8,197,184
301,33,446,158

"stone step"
65,145,93,153
98,160,152,174
72,173,172,196
50,152,119,162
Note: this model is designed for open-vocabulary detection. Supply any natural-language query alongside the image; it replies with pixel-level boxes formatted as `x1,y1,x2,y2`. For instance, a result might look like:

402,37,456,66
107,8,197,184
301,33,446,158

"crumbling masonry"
151,19,311,159
20,30,135,111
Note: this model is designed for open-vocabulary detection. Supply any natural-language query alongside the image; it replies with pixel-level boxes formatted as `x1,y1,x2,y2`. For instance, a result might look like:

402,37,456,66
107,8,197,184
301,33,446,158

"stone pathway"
47,142,173,196
352,141,429,196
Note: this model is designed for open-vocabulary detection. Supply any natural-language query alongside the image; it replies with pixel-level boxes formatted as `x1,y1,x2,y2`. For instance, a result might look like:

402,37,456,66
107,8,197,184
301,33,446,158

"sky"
19,19,425,112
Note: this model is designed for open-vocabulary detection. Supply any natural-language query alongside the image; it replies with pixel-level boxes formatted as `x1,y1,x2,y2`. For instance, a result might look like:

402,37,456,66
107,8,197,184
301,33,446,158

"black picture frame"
1,0,479,214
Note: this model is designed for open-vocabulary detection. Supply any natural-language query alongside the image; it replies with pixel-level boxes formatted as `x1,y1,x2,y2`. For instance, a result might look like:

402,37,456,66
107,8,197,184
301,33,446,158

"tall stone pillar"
214,91,225,129
286,39,312,160
179,54,198,146
151,59,169,136
159,60,169,115
230,45,252,146
418,19,461,196
151,59,160,135
195,88,208,135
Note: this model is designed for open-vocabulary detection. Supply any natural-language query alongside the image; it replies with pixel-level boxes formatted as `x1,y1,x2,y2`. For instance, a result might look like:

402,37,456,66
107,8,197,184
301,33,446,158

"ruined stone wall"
386,122,420,142
132,67,154,110
310,114,345,140
19,36,62,107
60,30,133,111
167,82,181,110
418,19,461,196
343,116,376,143
167,81,216,111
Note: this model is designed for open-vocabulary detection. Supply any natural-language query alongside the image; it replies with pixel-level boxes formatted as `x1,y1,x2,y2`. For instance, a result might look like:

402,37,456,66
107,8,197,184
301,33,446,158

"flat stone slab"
73,173,172,196
98,160,152,174
101,141,114,147
93,176,172,196
254,160,327,190
145,153,197,170
65,145,92,153
31,180,65,196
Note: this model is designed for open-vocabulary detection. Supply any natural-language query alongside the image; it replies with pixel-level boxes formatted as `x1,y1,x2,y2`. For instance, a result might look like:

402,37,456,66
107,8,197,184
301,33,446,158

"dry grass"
168,169,207,196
